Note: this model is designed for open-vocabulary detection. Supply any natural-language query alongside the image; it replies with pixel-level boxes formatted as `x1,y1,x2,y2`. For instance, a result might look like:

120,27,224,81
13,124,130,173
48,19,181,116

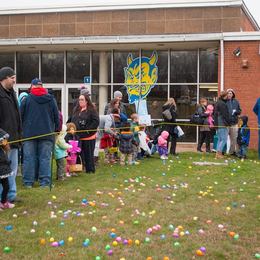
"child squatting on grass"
0,129,15,209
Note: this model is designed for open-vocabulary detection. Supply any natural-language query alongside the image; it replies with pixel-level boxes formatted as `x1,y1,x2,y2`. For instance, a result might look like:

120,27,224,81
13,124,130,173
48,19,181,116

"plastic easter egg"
107,249,113,256
133,220,139,225
135,239,140,245
3,247,11,253
145,237,150,243
50,237,55,242
123,239,128,245
52,195,57,200
91,226,97,233
51,242,59,247
174,242,180,247
40,238,46,245
229,231,235,237
200,247,206,253
169,224,174,230
68,237,73,242
112,241,118,247
116,237,122,242
160,234,166,240
60,222,65,227
163,257,170,260
180,231,185,236
110,232,116,238
46,230,51,236
234,234,239,240
196,249,204,256
105,244,111,251
255,253,260,259
58,240,65,246
147,228,153,234
4,225,13,231
128,239,133,245
30,229,36,233
33,221,38,226
83,241,89,247
13,214,18,218
95,256,101,260
146,257,152,260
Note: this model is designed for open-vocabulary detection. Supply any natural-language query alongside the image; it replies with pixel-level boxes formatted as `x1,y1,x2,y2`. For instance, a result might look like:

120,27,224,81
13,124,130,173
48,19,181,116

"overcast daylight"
0,2,259,259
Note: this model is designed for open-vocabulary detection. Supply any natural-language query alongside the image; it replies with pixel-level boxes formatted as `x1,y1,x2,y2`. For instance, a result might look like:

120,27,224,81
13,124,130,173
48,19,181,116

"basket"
69,156,83,172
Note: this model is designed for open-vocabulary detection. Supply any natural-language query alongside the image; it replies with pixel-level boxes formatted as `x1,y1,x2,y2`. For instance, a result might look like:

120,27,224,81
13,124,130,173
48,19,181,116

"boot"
215,151,224,159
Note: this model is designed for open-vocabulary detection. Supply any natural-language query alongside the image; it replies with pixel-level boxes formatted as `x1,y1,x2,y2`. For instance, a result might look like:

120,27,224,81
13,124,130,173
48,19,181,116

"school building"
0,0,259,148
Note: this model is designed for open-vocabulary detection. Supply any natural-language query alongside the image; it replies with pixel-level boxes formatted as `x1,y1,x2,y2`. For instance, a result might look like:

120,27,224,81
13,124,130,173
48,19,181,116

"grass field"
0,151,259,260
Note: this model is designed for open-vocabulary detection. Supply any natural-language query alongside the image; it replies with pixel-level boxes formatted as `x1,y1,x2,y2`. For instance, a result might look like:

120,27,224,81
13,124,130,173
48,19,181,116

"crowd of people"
0,66,259,211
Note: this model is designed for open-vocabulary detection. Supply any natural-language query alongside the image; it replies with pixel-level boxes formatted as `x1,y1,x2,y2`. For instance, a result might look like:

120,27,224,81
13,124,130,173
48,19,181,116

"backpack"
162,108,172,120
190,112,204,125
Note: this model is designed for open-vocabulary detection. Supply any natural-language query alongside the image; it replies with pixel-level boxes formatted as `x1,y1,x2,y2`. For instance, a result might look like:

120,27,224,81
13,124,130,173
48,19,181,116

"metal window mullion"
168,49,170,99
111,50,113,98
196,48,200,144
38,51,41,79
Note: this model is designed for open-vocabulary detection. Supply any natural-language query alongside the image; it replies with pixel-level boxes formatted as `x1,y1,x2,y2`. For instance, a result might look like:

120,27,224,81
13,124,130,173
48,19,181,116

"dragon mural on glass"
124,51,158,104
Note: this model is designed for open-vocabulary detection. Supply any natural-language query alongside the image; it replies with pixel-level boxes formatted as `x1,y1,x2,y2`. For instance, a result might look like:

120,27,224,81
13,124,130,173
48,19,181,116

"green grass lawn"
0,151,259,260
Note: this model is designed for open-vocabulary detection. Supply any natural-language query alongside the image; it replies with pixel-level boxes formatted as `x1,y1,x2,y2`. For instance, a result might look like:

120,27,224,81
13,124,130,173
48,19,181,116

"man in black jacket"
0,67,22,202
226,88,241,156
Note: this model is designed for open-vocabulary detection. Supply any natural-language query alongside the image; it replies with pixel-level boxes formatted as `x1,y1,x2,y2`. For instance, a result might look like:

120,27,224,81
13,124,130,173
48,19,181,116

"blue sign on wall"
84,76,92,84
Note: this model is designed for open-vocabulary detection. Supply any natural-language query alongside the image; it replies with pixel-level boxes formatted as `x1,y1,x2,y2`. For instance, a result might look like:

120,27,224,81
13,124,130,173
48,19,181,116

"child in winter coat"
54,125,72,180
66,140,81,176
65,122,80,143
130,113,140,163
119,122,134,166
138,125,151,158
205,104,214,128
157,131,169,160
237,116,250,159
0,129,15,209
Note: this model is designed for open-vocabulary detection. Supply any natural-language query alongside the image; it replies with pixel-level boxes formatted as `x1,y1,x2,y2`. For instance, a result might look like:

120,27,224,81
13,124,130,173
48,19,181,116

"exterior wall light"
233,47,241,57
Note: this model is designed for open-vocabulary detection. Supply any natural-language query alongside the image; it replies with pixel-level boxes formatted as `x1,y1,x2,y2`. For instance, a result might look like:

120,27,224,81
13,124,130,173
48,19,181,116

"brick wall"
241,10,256,32
0,6,249,39
224,41,260,149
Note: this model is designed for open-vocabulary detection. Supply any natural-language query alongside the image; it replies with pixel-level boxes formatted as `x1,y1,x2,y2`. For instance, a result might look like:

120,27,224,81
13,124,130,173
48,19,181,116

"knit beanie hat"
0,128,9,143
114,90,122,99
0,67,15,81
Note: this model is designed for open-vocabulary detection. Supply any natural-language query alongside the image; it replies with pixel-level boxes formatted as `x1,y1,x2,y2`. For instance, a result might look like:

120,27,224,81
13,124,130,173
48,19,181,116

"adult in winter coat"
253,97,260,159
226,88,242,155
0,67,21,203
214,91,231,159
162,98,178,155
70,93,99,173
21,78,60,188
197,98,212,153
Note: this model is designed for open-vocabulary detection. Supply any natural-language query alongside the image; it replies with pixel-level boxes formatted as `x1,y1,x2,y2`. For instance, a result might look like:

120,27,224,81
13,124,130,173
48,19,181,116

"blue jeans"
23,140,53,187
0,148,18,201
217,128,228,153
238,144,248,157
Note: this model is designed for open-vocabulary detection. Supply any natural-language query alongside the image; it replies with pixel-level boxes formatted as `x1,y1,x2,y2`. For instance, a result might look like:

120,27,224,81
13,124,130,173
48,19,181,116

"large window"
17,52,39,83
66,52,90,83
170,51,197,83
200,49,218,83
113,51,139,83
170,85,197,119
41,52,64,83
0,53,14,69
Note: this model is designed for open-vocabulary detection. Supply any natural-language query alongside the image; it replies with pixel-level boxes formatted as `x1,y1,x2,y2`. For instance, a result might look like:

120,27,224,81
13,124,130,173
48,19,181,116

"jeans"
23,140,53,187
0,148,18,201
217,128,228,153
229,124,238,154
238,144,248,158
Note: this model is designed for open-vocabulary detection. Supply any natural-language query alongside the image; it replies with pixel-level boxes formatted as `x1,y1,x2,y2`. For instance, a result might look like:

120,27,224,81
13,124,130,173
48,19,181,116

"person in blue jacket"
237,116,250,159
253,97,260,159
20,78,60,188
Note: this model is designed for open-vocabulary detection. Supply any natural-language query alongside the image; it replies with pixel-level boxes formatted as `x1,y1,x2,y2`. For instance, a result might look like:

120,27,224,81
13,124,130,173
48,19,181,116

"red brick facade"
223,41,260,149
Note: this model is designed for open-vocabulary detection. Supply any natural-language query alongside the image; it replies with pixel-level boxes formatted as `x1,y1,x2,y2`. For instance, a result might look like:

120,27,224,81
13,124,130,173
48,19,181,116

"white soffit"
0,0,243,15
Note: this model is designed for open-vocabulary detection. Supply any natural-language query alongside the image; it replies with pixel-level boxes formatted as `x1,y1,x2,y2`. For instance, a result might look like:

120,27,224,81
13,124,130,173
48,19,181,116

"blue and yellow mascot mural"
124,51,158,105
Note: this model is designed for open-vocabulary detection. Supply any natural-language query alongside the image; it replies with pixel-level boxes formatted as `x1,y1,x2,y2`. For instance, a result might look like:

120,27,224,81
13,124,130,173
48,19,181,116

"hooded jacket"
20,87,60,141
119,131,134,154
226,89,241,125
54,125,72,160
0,83,22,148
158,131,169,147
237,116,250,146
253,98,260,125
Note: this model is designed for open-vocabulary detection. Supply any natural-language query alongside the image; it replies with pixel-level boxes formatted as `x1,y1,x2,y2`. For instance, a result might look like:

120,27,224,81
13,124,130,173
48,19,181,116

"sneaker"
165,156,169,160
71,172,78,177
66,172,71,177
0,201,15,209
160,155,165,160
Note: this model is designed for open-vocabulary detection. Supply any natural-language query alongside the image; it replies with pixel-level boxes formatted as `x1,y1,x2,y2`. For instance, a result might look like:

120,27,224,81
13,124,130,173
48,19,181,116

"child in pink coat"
157,131,169,160
206,104,214,128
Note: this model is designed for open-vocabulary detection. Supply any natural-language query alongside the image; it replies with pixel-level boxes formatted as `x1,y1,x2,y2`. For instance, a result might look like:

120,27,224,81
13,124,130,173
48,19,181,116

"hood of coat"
161,130,169,140
240,116,248,126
